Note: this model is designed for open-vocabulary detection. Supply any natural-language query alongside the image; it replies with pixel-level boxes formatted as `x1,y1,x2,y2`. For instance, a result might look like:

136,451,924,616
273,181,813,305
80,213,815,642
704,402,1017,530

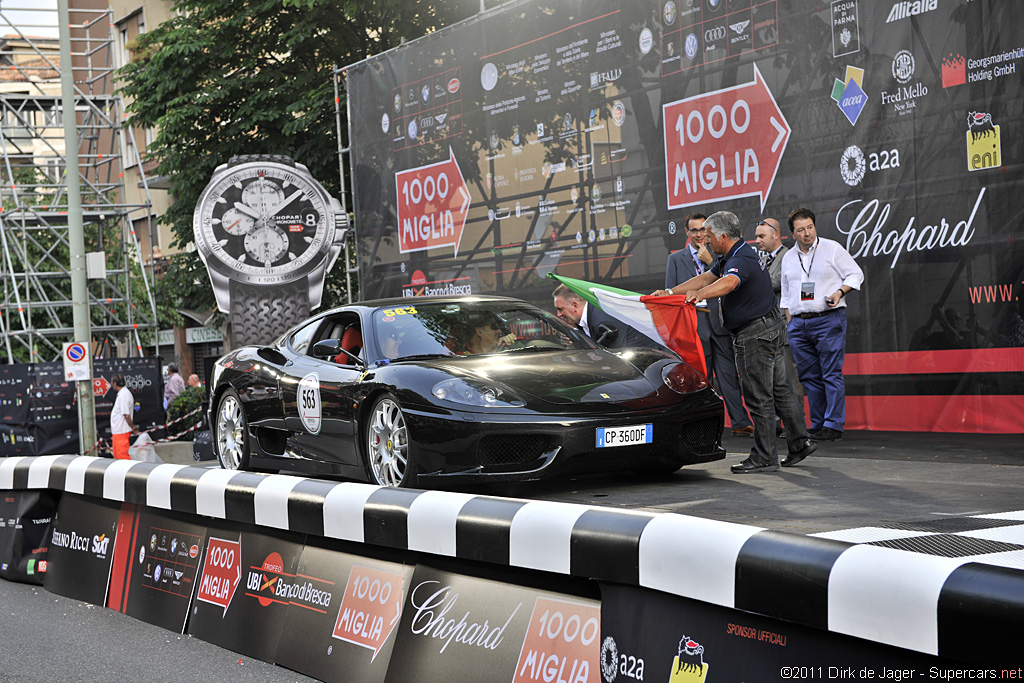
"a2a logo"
600,636,645,682
840,145,900,186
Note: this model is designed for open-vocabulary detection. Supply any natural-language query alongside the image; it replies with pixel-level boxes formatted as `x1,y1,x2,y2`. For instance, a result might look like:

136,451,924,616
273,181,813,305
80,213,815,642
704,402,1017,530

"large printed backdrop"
0,358,164,455
345,0,1024,432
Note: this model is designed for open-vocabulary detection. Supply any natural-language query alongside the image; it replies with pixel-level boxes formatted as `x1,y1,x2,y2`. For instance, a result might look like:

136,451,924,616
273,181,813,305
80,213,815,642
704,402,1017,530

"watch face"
194,160,333,285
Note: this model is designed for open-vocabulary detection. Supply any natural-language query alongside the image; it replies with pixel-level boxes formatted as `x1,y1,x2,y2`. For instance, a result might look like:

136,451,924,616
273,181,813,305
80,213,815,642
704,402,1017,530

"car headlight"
432,378,526,408
662,362,709,394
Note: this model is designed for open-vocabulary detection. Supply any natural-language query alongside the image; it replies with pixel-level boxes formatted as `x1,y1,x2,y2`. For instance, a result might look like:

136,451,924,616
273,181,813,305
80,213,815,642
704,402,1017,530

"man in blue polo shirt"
656,211,815,473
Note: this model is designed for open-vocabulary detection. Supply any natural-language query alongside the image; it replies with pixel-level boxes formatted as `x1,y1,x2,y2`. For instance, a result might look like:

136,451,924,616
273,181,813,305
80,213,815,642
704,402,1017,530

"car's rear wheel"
365,393,415,487
215,389,250,471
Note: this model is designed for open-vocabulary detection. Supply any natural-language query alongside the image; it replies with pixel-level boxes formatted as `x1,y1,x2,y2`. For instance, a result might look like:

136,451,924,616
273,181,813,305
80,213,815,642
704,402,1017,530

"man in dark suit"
755,218,804,397
665,213,753,436
552,285,664,349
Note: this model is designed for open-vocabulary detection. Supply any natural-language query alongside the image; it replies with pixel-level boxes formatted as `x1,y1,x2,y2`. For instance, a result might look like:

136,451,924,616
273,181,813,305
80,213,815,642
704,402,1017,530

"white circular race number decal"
299,373,322,435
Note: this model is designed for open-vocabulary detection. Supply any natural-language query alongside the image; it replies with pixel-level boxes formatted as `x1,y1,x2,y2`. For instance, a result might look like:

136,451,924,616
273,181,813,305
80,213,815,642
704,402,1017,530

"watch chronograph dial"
195,161,331,282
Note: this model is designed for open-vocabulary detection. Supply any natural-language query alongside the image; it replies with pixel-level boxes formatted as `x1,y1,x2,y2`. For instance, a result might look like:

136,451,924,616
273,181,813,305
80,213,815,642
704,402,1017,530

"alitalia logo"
886,0,937,23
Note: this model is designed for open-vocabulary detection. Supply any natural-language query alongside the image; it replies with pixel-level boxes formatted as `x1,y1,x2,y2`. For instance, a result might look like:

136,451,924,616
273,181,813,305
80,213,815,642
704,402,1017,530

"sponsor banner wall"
187,524,306,660
107,504,208,633
345,0,1024,432
273,538,414,683
598,582,957,681
0,490,57,584
0,358,164,456
43,493,120,605
384,563,601,683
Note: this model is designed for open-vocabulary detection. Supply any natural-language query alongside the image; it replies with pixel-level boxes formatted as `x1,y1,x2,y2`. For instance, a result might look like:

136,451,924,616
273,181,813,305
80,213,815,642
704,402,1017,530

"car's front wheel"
364,393,416,487
214,389,250,471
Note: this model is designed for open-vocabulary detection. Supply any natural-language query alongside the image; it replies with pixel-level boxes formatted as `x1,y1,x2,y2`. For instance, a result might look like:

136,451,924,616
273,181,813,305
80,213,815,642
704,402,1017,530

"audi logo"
705,26,726,41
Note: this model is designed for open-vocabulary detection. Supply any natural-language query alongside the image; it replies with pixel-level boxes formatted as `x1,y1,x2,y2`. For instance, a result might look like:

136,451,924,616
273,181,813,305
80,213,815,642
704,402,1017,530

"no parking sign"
62,342,91,381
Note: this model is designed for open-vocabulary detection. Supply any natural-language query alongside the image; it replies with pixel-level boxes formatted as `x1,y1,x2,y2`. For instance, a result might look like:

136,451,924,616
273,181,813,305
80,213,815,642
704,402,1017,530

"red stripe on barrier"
844,348,1024,376
845,395,1024,434
107,503,140,612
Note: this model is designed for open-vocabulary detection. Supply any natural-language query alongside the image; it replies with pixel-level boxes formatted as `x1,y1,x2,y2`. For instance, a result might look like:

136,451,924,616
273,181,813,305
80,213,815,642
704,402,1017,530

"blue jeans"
788,309,847,431
732,312,811,466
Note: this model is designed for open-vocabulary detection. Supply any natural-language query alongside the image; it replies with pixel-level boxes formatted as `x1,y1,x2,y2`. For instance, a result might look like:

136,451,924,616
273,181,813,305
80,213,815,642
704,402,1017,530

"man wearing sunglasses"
665,212,753,438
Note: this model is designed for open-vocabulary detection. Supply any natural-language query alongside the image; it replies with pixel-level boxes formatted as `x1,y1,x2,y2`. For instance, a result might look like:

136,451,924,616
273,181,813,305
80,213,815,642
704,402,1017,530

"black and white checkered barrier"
1,455,1020,661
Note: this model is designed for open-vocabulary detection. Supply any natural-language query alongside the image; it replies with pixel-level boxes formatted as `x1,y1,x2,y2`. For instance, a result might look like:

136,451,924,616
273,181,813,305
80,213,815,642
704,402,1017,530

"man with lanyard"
110,373,137,460
665,213,753,437
656,211,815,473
780,208,864,441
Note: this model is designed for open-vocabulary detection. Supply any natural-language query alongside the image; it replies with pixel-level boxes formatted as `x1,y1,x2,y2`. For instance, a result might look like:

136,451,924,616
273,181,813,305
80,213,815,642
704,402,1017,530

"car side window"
289,320,322,355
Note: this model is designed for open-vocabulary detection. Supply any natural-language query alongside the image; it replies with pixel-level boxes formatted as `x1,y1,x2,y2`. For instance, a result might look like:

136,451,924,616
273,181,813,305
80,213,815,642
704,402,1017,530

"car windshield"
371,300,591,360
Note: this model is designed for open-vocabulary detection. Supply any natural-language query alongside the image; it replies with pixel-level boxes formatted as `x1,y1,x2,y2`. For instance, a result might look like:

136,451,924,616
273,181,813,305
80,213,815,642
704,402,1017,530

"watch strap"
227,154,296,168
229,279,310,347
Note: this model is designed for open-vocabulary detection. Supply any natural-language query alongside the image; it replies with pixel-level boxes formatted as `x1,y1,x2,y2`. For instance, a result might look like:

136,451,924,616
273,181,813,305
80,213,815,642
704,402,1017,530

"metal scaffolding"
0,4,158,363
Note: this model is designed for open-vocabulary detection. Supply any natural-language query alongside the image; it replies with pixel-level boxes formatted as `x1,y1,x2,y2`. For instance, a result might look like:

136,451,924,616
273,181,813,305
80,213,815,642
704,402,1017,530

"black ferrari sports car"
208,296,725,487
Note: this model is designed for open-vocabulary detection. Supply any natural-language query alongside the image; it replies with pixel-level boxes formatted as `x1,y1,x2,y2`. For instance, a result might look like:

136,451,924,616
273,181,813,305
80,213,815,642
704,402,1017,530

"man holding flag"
547,274,708,377
655,211,816,474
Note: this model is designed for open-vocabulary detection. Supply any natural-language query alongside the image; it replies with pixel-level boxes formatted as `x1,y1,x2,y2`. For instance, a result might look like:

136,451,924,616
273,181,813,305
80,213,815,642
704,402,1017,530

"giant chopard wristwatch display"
193,155,348,346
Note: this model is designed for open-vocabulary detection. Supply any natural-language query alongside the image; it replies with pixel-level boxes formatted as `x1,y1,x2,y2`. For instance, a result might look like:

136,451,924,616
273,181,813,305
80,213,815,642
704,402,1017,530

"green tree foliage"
117,0,479,313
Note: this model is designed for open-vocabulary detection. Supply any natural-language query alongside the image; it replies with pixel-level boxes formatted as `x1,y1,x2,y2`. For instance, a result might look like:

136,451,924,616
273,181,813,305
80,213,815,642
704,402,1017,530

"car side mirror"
313,339,342,358
313,339,363,366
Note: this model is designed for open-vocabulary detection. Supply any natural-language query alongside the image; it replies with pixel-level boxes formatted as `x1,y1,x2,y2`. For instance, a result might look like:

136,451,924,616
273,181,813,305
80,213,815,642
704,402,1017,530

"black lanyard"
796,241,817,279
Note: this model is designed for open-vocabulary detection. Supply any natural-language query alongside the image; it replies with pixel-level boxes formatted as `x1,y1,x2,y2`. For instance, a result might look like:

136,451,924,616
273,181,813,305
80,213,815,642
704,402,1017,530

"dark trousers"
732,312,811,466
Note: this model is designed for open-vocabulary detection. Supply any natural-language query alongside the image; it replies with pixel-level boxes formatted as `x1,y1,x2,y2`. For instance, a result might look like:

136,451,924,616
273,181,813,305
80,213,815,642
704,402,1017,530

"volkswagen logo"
685,32,698,58
705,26,726,41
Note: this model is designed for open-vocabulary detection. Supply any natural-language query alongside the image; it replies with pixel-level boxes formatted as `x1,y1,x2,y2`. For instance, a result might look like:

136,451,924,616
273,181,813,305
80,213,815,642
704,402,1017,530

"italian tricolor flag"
548,274,707,377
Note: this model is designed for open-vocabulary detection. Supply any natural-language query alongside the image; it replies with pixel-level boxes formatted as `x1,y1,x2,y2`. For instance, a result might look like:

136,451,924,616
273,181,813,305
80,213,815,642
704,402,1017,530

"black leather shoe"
781,439,817,467
810,427,843,441
730,459,779,474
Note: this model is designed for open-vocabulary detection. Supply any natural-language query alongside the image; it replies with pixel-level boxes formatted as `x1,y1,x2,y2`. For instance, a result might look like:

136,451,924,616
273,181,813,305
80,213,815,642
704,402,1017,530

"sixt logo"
886,0,937,22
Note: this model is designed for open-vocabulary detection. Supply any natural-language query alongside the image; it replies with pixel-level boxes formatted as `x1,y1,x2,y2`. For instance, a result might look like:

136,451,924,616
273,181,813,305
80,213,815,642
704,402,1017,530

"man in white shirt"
110,373,137,460
780,208,865,441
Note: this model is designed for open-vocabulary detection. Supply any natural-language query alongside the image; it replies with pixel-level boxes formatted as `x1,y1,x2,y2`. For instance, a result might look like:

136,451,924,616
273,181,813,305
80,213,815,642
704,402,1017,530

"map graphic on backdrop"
345,0,1023,432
